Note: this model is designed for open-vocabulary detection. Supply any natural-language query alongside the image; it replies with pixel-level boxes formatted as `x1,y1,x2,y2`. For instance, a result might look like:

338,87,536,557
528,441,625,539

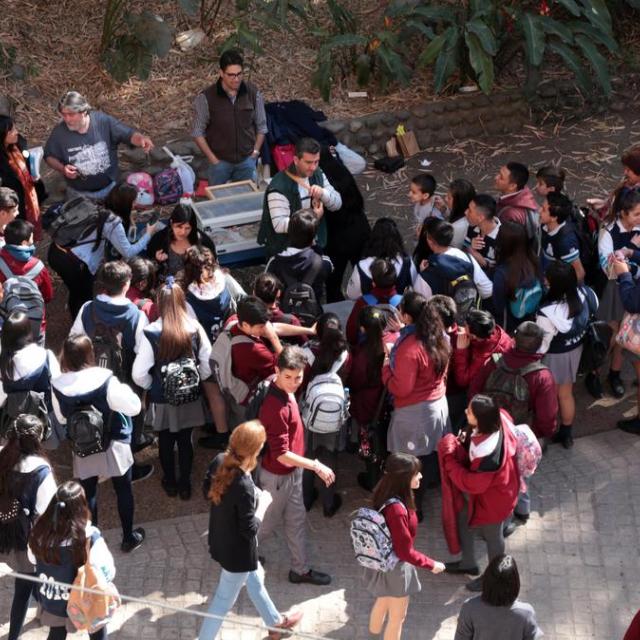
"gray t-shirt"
44,110,134,192
455,597,543,640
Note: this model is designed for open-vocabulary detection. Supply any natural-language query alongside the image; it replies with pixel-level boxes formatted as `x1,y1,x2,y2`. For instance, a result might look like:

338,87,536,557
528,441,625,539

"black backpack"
446,273,479,324
49,197,110,249
278,257,324,327
66,405,109,458
0,390,51,441
567,206,600,286
90,306,127,380
161,357,202,406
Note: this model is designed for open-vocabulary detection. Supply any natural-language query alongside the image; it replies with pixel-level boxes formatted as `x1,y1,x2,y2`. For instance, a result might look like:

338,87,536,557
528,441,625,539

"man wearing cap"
191,49,268,186
44,91,154,200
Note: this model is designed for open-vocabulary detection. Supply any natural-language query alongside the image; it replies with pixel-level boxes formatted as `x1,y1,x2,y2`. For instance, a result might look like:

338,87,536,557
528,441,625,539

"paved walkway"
2,428,639,640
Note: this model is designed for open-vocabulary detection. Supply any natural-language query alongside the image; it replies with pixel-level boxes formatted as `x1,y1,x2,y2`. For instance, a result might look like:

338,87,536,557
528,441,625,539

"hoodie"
470,348,558,438
452,325,514,389
496,187,539,226
420,247,493,299
266,246,332,301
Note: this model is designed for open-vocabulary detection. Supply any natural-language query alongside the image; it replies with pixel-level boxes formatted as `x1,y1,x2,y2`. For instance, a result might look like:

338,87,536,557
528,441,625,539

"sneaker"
465,576,483,592
161,479,178,498
585,372,604,399
503,520,517,538
268,609,304,640
513,512,530,524
198,432,229,450
288,569,331,586
444,561,480,575
131,463,154,483
552,427,574,449
323,494,342,518
617,417,640,435
608,373,625,398
121,527,145,553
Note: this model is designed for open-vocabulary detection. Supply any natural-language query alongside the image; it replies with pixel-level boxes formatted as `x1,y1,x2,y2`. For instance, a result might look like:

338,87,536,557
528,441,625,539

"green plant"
100,0,172,82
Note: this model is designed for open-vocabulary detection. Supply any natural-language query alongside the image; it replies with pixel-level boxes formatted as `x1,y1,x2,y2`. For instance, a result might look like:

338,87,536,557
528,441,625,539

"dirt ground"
41,107,640,530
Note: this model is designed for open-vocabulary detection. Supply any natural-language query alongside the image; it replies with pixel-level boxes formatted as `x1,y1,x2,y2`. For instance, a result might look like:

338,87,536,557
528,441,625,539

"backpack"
126,172,154,208
362,292,403,330
89,306,127,380
161,356,201,406
509,280,543,319
483,354,548,425
302,351,349,434
0,276,45,343
278,257,324,327
67,537,121,633
209,326,253,405
153,167,183,205
350,498,405,572
565,208,600,284
358,256,412,295
186,285,233,343
524,209,541,256
0,390,51,441
66,406,109,458
507,420,542,483
446,273,479,324
244,377,274,421
49,197,109,249
0,465,49,554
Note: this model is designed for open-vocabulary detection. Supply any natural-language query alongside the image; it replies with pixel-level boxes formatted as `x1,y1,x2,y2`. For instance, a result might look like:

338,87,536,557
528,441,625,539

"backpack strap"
363,293,378,305
328,350,349,375
0,256,14,280
518,361,548,376
379,497,407,514
23,260,44,280
388,293,403,308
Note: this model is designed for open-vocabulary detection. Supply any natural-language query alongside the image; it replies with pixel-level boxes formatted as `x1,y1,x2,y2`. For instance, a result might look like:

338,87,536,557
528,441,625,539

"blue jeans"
207,156,256,185
198,564,280,639
66,180,116,200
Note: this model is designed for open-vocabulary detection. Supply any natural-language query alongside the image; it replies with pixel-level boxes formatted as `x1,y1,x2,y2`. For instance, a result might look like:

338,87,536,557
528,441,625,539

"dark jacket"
618,271,640,313
496,187,538,226
146,227,216,278
203,453,260,573
266,246,331,302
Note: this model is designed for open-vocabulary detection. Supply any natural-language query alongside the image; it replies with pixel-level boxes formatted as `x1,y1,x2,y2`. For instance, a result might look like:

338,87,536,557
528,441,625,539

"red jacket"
126,286,158,322
469,347,558,438
496,187,538,226
346,285,399,346
382,501,435,570
452,326,514,390
382,333,447,408
439,410,520,538
624,610,640,640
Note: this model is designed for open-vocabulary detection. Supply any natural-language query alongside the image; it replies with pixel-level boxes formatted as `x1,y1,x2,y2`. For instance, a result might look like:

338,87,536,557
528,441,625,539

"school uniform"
345,285,402,346
463,219,501,272
229,324,278,387
597,220,640,322
491,264,541,333
52,368,141,544
536,286,598,385
541,221,580,270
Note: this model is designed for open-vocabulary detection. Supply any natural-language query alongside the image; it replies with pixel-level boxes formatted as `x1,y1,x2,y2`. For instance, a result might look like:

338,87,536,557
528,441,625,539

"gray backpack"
0,276,45,343
49,197,109,249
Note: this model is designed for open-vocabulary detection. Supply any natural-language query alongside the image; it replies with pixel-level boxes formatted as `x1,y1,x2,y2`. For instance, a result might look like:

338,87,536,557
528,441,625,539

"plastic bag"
163,146,196,196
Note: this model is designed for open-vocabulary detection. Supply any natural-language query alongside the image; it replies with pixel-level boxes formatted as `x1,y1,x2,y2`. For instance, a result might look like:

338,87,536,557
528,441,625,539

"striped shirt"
191,91,268,138
267,172,342,234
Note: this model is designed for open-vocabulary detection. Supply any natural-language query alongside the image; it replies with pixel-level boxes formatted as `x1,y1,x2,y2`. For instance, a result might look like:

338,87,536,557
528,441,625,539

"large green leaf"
375,44,411,86
404,19,435,39
469,0,494,20
433,26,460,93
312,50,333,102
521,13,545,67
580,0,613,35
324,33,368,50
575,33,611,94
466,18,497,55
405,5,457,24
465,31,494,93
548,41,591,93
539,16,574,44
555,0,581,16
569,20,618,52
417,31,448,67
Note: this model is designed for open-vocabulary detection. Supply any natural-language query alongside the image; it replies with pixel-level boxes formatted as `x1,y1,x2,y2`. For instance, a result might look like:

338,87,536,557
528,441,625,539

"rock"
416,130,432,148
611,77,625,90
467,123,483,137
443,101,458,112
367,142,380,155
411,104,429,118
351,144,365,155
349,120,364,133
323,120,346,135
431,102,445,114
120,148,148,166
160,119,187,132
371,127,388,140
0,94,15,117
356,130,373,145
396,109,411,121
339,132,353,147
459,97,474,110
413,117,431,130
537,83,558,99
11,64,26,81
363,113,383,128
434,130,451,144
381,112,396,126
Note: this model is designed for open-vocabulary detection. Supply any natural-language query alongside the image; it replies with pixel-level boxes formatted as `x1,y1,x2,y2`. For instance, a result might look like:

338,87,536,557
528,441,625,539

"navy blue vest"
186,286,231,343
546,287,598,354
81,299,140,353
358,255,412,295
4,359,52,407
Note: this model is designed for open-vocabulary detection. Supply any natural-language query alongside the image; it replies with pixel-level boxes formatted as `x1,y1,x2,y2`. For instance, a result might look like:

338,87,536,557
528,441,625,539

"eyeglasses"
224,71,244,79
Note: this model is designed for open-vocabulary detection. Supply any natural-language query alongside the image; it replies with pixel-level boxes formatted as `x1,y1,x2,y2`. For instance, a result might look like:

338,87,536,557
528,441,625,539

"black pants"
80,467,134,542
9,574,36,640
48,625,107,640
47,243,95,320
302,445,337,511
158,428,194,490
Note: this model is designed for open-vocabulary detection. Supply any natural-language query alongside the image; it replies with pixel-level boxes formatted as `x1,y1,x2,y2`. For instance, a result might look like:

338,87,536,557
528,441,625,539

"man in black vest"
191,49,268,185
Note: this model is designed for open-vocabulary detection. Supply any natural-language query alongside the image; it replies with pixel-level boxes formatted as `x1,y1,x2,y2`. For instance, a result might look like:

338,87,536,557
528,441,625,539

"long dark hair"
156,279,194,361
29,481,90,567
0,116,16,163
104,181,137,229
372,453,420,511
310,313,348,376
0,414,47,499
414,301,450,377
413,216,441,267
60,335,95,372
495,222,539,300
399,290,428,324
168,204,201,246
182,245,218,289
607,188,640,226
470,394,501,434
0,311,34,380
358,305,387,385
362,217,407,259
448,178,476,223
543,260,581,318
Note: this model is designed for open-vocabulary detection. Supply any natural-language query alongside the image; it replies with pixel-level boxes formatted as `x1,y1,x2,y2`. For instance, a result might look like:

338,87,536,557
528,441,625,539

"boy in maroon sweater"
257,346,335,586
494,162,539,227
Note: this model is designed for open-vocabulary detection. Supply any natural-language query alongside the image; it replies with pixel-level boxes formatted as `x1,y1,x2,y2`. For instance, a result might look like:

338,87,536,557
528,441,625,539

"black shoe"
323,494,342,518
304,487,319,512
357,471,374,493
288,569,331,586
198,432,229,450
444,561,480,576
617,417,640,435
121,527,145,553
132,432,155,453
585,372,604,399
552,427,574,449
513,512,530,524
608,373,625,398
258,555,266,566
131,463,154,483
503,521,517,538
465,576,483,592
161,479,178,497
416,509,424,524
179,486,192,501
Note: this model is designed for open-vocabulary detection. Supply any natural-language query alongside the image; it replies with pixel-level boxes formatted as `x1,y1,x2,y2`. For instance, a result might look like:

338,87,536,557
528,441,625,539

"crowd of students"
1,135,640,640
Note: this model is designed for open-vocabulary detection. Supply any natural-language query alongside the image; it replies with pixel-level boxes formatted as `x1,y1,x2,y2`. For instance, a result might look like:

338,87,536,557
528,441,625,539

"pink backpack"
505,414,542,491
153,168,183,205
126,172,154,208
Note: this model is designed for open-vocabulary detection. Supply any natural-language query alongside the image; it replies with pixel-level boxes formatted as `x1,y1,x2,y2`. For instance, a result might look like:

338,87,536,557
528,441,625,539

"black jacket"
203,454,260,573
146,226,216,277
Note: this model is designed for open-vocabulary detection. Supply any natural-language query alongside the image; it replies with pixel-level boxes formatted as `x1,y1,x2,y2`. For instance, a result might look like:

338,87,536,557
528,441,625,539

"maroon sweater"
496,187,538,226
383,502,435,570
346,285,399,346
230,324,277,387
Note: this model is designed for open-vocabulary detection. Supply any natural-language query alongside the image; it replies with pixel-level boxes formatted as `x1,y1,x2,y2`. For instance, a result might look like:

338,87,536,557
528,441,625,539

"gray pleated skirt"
362,561,422,598
146,398,206,433
543,345,583,385
387,395,450,457
596,279,625,323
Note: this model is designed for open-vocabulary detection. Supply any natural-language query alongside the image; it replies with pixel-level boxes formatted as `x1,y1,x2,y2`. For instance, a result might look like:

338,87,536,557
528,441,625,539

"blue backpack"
510,280,543,319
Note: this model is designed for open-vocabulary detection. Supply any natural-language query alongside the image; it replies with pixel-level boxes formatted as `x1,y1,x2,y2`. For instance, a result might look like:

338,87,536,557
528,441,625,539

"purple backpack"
153,168,183,205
